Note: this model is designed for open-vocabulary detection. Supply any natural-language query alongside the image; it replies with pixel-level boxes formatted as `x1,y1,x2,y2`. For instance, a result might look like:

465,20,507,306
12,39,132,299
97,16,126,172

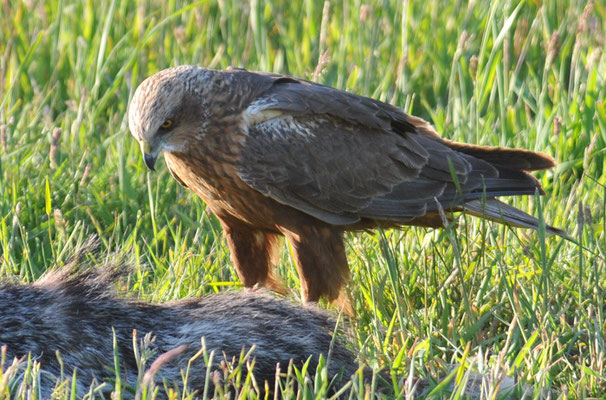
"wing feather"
238,111,470,224
235,72,554,230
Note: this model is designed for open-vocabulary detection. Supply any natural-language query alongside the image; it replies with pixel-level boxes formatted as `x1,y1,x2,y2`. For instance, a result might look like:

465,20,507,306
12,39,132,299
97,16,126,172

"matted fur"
0,244,358,398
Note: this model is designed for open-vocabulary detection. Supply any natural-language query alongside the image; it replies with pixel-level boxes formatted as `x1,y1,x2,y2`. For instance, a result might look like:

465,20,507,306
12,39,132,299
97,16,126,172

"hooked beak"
141,141,157,171
144,153,157,171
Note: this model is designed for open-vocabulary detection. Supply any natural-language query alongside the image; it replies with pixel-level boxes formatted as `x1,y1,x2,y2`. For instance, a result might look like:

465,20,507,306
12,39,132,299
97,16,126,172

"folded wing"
236,73,563,235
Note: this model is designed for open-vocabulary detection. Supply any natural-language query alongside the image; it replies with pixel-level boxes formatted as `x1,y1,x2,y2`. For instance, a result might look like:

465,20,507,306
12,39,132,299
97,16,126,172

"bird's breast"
164,151,284,230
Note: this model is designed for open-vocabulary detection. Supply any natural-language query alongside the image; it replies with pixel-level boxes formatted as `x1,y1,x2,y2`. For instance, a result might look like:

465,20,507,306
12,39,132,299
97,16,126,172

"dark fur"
0,248,358,398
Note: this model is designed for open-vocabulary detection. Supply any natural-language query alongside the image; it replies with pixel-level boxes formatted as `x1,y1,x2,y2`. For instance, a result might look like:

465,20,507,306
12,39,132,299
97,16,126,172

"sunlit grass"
0,0,604,398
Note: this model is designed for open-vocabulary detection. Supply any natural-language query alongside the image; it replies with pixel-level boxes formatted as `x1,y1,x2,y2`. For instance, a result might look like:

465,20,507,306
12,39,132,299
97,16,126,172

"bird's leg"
282,225,350,304
219,219,284,293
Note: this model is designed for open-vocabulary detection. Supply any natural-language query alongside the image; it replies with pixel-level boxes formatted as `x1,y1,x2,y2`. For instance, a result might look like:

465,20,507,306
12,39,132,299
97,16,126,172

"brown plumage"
128,66,565,303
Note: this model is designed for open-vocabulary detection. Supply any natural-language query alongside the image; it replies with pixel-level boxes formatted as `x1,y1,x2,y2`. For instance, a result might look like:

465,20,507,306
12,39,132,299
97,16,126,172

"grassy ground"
0,0,605,398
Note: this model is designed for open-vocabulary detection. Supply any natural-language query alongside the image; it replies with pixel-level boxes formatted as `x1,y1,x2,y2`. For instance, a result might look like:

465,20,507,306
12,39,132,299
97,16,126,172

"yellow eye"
160,119,173,129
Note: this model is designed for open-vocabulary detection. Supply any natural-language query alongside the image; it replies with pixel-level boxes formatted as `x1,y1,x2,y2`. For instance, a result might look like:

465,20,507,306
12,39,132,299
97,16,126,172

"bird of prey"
129,66,564,303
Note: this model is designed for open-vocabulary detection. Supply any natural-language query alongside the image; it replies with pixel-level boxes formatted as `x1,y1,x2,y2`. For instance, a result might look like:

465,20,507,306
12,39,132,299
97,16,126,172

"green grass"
0,0,605,398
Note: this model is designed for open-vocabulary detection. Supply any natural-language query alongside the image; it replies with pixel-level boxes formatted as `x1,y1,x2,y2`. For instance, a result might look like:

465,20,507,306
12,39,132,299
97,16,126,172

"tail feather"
405,114,556,171
445,141,556,171
463,199,568,237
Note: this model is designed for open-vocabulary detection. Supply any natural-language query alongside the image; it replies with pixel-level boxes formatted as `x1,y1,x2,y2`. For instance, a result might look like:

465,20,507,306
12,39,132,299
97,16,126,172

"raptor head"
128,65,208,171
